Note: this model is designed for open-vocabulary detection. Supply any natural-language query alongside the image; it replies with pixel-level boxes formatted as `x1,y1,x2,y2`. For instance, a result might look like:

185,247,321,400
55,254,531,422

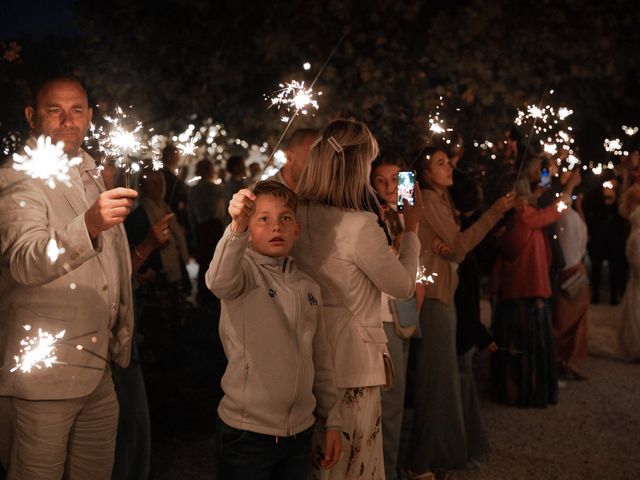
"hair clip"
310,136,322,149
327,136,343,153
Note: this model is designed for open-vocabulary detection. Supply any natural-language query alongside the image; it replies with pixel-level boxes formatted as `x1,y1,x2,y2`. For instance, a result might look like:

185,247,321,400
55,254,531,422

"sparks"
622,125,638,136
12,135,82,189
557,107,573,120
177,137,198,157
556,200,568,213
416,266,438,285
603,181,614,189
93,106,146,176
267,80,320,117
604,138,623,155
11,327,66,373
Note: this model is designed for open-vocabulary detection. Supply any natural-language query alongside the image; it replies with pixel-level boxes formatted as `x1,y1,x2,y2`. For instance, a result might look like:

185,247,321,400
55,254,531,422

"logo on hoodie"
307,293,318,306
268,288,277,298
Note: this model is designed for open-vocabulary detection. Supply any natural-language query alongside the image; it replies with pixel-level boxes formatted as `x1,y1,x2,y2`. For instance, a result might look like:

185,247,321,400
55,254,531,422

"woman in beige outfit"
293,120,422,479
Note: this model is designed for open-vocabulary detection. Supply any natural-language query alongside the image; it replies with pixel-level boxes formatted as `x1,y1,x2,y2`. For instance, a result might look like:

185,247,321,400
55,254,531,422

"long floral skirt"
309,386,383,480
491,297,558,408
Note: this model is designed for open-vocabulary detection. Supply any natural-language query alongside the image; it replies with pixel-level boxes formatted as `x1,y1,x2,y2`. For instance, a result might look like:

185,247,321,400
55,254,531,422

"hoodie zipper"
284,260,304,436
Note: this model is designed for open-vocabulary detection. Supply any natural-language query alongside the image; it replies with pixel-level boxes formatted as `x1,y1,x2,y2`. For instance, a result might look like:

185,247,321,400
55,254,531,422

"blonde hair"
296,119,379,210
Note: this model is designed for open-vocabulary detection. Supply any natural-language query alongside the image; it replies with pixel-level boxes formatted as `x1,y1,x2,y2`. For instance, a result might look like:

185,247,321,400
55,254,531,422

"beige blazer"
292,202,420,389
0,145,133,400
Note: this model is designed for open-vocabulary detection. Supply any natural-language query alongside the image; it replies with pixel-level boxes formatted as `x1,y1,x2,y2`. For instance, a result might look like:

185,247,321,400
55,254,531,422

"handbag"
388,297,420,339
560,269,589,299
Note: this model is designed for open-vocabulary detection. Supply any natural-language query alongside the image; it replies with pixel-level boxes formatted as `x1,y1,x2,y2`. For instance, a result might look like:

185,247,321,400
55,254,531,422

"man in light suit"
0,75,138,479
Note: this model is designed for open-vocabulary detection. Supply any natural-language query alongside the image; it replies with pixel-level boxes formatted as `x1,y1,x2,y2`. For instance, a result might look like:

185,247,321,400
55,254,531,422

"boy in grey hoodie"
206,180,342,479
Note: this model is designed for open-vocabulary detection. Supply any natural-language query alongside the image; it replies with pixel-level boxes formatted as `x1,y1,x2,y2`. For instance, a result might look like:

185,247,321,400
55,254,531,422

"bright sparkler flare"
12,135,81,189
556,200,568,213
177,137,198,157
94,106,146,174
417,266,438,285
268,80,320,118
557,107,573,120
603,181,614,189
622,125,638,136
11,327,66,373
604,138,623,155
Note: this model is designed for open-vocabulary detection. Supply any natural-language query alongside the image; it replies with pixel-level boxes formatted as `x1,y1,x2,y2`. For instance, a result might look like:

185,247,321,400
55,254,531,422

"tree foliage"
1,0,638,159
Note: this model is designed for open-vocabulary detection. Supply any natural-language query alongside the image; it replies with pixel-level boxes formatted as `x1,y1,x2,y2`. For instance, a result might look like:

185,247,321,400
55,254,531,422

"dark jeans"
216,418,313,480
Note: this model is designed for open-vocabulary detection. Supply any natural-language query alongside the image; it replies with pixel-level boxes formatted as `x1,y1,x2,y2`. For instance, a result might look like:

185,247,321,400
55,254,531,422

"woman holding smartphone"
405,147,514,479
293,120,422,479
370,151,416,480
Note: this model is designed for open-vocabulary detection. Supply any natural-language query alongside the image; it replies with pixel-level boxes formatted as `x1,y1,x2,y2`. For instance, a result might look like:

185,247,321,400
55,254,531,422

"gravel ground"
150,307,640,480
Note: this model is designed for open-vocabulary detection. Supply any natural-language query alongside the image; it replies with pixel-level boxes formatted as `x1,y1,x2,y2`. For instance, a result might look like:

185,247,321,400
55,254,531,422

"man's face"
25,80,93,156
248,195,300,257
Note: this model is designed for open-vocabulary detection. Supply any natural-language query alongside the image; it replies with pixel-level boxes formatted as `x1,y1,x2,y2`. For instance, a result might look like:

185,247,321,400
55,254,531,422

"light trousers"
0,368,119,480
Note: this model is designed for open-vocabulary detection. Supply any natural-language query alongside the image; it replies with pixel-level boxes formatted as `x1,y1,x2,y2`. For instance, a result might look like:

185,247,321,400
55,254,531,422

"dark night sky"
0,0,81,38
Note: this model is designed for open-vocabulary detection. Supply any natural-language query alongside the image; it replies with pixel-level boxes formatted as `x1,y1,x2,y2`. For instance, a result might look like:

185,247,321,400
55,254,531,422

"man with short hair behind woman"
293,120,422,479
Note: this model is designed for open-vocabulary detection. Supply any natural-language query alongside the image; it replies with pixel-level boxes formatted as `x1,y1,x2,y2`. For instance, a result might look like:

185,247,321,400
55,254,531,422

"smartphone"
397,170,416,211
540,168,551,189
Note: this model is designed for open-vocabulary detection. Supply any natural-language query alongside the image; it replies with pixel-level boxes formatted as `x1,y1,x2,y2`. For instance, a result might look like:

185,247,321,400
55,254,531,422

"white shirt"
557,208,587,270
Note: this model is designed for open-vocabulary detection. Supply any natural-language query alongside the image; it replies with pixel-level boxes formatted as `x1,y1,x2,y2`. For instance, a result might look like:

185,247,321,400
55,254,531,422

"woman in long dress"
404,147,514,478
590,156,640,361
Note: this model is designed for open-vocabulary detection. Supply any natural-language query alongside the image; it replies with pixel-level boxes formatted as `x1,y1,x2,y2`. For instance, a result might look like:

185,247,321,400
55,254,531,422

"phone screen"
397,171,416,210
540,168,551,189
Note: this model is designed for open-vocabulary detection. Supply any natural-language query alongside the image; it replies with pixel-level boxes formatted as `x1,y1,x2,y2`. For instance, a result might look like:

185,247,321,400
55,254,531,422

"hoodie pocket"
355,325,388,344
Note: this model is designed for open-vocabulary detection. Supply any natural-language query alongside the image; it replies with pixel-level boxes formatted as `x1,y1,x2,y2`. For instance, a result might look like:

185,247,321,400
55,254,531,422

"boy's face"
248,195,300,257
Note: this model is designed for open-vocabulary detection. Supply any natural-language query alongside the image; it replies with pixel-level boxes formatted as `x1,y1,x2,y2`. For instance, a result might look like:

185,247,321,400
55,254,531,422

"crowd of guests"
0,74,638,480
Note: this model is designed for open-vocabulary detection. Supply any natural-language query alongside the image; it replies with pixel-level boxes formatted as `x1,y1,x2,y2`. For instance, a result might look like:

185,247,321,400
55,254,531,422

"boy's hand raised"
229,188,256,233
321,429,342,469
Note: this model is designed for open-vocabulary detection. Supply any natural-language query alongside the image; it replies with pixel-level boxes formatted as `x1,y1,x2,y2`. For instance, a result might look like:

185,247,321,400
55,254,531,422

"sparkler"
512,88,583,186
10,326,65,373
2,130,21,156
407,97,454,169
604,138,624,155
12,135,82,189
622,125,638,136
259,32,347,180
416,266,438,285
7,327,104,374
556,200,568,213
93,106,146,188
267,80,321,119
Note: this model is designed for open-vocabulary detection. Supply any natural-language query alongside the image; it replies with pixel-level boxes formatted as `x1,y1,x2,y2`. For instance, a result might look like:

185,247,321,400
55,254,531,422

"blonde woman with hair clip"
293,119,422,479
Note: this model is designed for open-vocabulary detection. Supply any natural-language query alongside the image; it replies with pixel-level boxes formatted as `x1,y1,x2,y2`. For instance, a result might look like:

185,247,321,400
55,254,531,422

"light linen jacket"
0,145,134,400
292,202,420,389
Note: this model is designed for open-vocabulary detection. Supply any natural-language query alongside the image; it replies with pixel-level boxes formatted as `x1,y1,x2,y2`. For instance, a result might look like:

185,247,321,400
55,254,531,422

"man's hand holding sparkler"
84,187,138,240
